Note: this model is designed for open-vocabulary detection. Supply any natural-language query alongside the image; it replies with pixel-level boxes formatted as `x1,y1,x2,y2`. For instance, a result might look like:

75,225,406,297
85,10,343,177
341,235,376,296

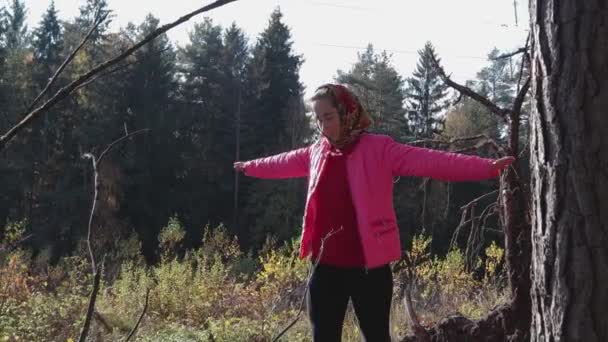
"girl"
234,84,513,341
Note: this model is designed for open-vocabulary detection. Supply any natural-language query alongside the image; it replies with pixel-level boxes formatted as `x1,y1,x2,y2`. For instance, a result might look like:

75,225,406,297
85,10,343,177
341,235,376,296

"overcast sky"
20,0,530,98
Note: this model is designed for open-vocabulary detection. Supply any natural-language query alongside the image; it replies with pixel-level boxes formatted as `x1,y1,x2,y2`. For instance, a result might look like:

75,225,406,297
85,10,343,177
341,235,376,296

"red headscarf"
313,83,372,148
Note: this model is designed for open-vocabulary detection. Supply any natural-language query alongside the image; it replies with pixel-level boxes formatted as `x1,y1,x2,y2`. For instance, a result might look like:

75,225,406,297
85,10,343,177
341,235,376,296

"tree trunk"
529,1,608,341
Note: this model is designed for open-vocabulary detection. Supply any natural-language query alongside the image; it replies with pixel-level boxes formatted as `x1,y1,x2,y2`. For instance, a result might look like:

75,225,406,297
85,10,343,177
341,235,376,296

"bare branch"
81,153,99,272
78,263,102,342
94,311,113,333
77,128,149,341
408,134,490,147
403,285,431,342
491,47,528,60
513,76,531,115
0,0,238,152
0,234,32,252
124,288,151,342
515,34,531,93
82,129,149,272
395,250,431,340
271,227,343,342
98,128,150,164
460,190,499,211
72,60,137,94
26,10,110,113
429,54,510,118
407,135,506,155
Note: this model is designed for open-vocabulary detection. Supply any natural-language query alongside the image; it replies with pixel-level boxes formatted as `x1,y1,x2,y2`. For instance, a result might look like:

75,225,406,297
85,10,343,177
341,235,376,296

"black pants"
306,263,393,342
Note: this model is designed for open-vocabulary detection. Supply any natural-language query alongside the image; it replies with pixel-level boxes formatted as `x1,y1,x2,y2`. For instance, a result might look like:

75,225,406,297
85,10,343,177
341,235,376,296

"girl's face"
313,98,341,141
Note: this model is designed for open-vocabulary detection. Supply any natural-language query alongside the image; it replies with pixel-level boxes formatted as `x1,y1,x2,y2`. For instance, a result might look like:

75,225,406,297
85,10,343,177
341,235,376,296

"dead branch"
0,234,32,252
403,287,431,342
513,77,531,116
450,190,498,252
0,0,238,152
93,310,113,334
72,59,137,94
78,263,102,342
429,55,510,119
515,34,531,94
407,134,505,155
407,134,488,146
464,202,496,271
491,47,527,60
78,129,149,341
394,252,431,341
26,10,109,114
124,288,151,342
460,190,498,211
271,227,343,342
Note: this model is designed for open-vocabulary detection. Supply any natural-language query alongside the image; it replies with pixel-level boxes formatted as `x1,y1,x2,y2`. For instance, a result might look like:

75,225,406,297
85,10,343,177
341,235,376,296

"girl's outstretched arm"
384,137,513,181
234,146,310,179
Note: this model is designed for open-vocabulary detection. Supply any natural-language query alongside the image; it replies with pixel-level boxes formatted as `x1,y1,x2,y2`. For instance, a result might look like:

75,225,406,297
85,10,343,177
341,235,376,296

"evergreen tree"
475,48,517,109
75,0,112,59
32,1,63,86
5,0,27,50
176,18,235,245
337,44,409,140
243,9,303,156
0,6,7,63
241,9,310,246
405,41,449,138
222,23,249,237
0,6,8,119
119,14,178,258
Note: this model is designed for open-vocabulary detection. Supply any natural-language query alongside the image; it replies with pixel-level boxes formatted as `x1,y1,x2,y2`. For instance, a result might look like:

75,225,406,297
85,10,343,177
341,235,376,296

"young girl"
234,84,513,341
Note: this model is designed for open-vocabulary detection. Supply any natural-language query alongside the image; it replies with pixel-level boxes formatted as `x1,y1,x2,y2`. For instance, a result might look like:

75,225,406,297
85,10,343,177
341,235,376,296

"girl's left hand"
491,156,515,175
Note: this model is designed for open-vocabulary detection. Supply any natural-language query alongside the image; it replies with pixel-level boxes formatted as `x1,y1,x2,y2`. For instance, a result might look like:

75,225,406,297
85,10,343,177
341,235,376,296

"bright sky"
21,0,529,98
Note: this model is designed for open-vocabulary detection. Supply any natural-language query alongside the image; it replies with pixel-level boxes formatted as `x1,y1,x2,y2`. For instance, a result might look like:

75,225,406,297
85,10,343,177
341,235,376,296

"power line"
300,0,378,12
314,43,488,61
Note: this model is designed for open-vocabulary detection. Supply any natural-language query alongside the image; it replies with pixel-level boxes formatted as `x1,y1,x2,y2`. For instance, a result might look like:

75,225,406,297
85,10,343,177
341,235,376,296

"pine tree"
243,8,304,156
5,0,27,50
32,1,63,86
337,44,409,140
0,6,8,120
176,18,233,240
475,48,517,109
241,9,310,247
120,14,179,256
0,6,7,63
75,0,112,61
222,23,249,237
405,41,450,138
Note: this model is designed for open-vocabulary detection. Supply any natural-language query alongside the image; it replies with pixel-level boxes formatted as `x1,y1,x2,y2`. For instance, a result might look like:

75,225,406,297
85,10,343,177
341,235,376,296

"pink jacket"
242,133,499,268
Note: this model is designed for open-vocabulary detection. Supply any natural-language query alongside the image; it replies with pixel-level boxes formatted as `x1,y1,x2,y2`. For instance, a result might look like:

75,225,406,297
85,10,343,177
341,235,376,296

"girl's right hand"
234,161,246,172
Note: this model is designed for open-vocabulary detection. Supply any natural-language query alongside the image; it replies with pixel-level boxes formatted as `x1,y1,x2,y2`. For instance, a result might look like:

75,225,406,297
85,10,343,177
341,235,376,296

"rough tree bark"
529,0,608,341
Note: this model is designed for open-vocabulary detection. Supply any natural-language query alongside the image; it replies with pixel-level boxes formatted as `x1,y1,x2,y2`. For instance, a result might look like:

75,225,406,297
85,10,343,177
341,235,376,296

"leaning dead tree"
0,0,238,153
401,44,532,341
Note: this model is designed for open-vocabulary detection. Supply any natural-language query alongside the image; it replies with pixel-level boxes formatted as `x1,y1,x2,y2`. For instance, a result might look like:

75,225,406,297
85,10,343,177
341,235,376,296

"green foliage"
5,0,28,50
405,41,450,138
395,234,508,324
0,219,27,246
337,44,410,141
0,223,511,341
158,216,186,260
0,252,91,342
443,97,500,141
